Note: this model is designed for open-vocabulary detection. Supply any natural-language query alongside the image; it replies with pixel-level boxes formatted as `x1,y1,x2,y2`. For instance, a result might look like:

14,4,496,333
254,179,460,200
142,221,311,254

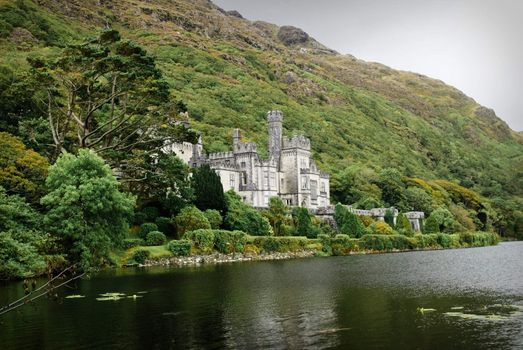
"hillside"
0,0,521,234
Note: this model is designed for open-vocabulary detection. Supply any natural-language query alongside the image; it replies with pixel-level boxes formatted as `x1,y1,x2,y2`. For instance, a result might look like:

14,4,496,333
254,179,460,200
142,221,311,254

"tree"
223,190,272,236
334,203,365,238
126,153,194,216
331,165,382,205
404,187,434,215
377,168,406,208
29,29,188,161
174,206,211,236
191,164,226,214
291,207,313,237
369,221,394,235
396,213,414,236
429,207,455,233
40,149,135,269
265,197,288,236
0,132,49,202
384,209,395,227
423,215,439,234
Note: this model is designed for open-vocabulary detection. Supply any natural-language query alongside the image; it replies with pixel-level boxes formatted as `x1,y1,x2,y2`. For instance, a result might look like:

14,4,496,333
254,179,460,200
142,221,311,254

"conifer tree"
396,213,414,236
191,164,226,214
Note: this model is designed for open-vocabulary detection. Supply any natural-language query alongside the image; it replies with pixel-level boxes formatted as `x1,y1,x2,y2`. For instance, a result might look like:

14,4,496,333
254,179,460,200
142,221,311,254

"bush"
142,206,159,222
139,223,158,240
145,231,167,246
123,238,144,249
183,229,215,253
459,231,498,247
133,212,147,225
131,249,150,264
204,209,223,229
175,206,211,236
155,217,173,235
318,234,332,254
252,236,308,252
330,234,359,255
167,239,192,256
214,230,247,253
368,221,394,235
414,233,438,248
360,234,393,251
224,190,272,236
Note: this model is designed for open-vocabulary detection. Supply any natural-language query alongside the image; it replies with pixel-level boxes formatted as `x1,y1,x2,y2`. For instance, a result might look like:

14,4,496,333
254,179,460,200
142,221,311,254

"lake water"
1,242,522,349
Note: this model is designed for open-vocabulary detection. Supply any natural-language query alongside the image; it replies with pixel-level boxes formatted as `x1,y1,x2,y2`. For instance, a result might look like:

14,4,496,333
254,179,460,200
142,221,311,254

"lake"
1,242,522,349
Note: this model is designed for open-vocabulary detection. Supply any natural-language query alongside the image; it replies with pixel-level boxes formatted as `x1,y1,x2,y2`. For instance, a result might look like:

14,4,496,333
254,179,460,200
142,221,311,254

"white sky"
214,0,523,131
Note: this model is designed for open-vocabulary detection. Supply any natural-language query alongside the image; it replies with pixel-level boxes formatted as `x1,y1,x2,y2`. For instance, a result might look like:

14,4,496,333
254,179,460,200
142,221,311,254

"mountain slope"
0,0,521,227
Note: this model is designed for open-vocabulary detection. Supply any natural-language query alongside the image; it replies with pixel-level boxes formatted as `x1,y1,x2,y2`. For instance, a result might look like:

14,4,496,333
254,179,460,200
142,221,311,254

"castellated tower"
267,110,283,167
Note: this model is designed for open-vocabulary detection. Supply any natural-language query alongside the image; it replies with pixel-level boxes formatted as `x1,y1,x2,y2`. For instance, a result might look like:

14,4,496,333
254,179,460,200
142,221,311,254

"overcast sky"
214,0,523,131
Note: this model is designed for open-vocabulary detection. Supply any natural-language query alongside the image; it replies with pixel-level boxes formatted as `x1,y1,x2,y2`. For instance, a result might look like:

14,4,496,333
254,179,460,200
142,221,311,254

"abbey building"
164,110,330,209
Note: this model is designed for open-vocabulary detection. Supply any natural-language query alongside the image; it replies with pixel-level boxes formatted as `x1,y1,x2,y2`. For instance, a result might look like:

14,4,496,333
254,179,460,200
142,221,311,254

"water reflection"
0,242,522,349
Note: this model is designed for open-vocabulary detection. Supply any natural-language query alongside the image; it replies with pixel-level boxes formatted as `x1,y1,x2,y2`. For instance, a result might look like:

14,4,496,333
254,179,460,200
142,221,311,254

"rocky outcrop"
277,25,309,46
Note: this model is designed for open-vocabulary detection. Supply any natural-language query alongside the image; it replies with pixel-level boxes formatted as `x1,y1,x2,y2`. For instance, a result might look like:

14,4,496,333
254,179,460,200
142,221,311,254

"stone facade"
166,110,330,209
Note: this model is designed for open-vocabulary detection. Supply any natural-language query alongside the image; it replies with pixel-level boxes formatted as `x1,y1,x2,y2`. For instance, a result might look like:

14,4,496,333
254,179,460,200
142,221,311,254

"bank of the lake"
125,231,500,268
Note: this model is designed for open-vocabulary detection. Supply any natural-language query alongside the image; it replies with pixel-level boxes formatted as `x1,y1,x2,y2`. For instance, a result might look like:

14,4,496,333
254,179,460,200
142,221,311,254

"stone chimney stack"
267,110,283,166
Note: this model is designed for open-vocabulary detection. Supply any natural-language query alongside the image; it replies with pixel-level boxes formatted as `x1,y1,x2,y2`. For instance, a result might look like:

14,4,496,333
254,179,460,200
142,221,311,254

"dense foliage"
191,164,227,214
41,150,135,269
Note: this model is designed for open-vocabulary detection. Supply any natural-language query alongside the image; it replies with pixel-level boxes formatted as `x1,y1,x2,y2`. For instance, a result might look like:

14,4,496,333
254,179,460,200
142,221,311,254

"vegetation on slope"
0,0,521,274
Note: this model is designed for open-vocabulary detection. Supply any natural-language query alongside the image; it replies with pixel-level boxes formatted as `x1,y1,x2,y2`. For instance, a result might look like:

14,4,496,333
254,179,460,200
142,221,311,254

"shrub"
330,234,359,255
360,234,393,251
214,230,247,253
183,229,215,253
414,233,438,248
155,217,173,235
145,231,167,246
224,190,272,236
142,206,159,222
388,234,416,250
133,212,147,225
131,249,150,264
396,213,414,236
167,239,192,256
459,231,498,247
334,204,365,238
175,206,211,236
204,209,223,229
368,221,394,235
318,234,332,254
291,207,314,237
139,223,158,240
123,238,144,249
252,236,308,252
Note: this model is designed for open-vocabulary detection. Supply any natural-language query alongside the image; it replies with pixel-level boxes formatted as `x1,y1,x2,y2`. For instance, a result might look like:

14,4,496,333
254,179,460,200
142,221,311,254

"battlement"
282,135,311,150
234,141,257,153
267,110,283,123
208,151,234,160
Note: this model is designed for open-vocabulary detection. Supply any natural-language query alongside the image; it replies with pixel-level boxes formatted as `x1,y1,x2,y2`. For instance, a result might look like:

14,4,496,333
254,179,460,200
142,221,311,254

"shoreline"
136,243,498,269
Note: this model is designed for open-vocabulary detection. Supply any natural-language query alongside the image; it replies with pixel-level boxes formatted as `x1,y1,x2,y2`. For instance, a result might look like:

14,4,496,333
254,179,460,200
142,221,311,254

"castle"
164,110,330,209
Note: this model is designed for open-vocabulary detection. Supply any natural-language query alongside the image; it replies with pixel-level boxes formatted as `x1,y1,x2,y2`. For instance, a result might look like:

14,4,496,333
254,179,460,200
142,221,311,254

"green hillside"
0,0,521,235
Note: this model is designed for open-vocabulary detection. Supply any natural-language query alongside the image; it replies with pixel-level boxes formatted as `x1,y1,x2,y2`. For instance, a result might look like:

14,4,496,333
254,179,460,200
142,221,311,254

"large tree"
191,164,226,214
41,149,135,269
29,29,184,161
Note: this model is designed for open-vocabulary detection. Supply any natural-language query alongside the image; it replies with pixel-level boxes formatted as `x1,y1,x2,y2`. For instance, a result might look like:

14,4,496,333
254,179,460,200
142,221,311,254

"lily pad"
65,295,85,299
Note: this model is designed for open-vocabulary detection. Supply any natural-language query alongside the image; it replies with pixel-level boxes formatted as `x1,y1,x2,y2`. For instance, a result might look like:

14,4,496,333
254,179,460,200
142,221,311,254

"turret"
233,128,241,148
267,110,283,166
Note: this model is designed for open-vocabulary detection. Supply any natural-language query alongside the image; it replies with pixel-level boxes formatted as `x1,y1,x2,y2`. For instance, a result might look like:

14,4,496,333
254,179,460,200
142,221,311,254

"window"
225,160,230,166
264,195,269,205
321,182,326,193
229,173,235,189
300,159,307,169
301,176,308,189
270,173,276,188
241,162,246,168
263,171,269,187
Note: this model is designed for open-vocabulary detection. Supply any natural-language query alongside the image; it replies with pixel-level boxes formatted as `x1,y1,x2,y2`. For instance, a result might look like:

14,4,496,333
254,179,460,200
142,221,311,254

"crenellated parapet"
208,151,235,160
234,141,257,154
267,110,283,123
282,135,311,150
